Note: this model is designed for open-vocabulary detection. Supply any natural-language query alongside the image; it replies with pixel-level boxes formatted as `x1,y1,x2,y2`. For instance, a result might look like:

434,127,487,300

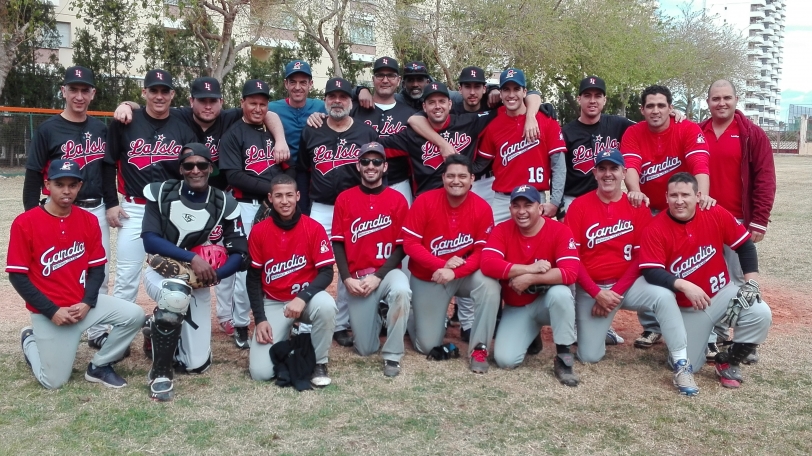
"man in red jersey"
480,185,580,386
621,85,715,349
247,174,337,387
566,150,697,396
639,172,771,389
401,154,500,373
11,160,145,390
331,142,411,377
476,68,567,223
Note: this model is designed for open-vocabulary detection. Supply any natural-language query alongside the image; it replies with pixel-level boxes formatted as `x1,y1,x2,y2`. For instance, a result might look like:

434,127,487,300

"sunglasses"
359,158,384,167
181,161,211,171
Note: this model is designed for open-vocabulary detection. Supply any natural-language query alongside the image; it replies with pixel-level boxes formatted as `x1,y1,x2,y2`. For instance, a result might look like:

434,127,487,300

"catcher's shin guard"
727,342,758,366
149,279,192,401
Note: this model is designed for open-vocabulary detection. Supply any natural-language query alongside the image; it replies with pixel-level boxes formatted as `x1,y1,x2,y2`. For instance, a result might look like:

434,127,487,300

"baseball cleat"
219,319,235,336
85,362,127,388
605,327,624,345
383,360,401,378
554,353,580,387
20,326,34,368
526,334,543,355
470,343,489,374
333,329,353,347
634,331,662,349
311,363,331,387
233,326,250,349
715,351,743,388
149,376,175,401
672,359,699,396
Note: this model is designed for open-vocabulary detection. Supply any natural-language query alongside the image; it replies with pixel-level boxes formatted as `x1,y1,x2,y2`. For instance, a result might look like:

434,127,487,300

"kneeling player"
11,160,144,389
639,173,772,388
331,143,411,377
247,174,338,387
566,150,696,395
141,144,248,401
481,185,580,386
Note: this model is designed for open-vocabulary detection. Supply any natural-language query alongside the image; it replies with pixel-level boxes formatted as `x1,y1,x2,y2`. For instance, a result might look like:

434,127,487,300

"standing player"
480,185,580,386
476,68,567,222
638,173,772,388
331,142,411,377
396,61,432,110
21,66,114,349
103,69,197,305
141,143,248,401
401,154,501,373
218,78,295,349
699,80,776,362
247,174,337,387
298,77,379,347
565,150,697,395
620,85,713,349
12,159,145,389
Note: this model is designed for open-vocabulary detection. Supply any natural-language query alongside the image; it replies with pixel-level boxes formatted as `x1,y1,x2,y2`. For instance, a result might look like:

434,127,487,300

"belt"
474,170,494,181
73,198,102,208
124,196,147,204
497,191,511,196
352,267,377,279
594,279,618,286
236,198,261,204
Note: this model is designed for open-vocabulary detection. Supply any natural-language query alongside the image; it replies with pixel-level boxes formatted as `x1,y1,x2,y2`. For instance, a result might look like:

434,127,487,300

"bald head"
707,80,737,99
706,79,739,123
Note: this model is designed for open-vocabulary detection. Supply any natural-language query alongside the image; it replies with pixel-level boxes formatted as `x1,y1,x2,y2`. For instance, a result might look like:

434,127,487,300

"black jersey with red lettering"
219,120,293,201
171,107,242,190
105,109,197,198
379,111,496,196
562,114,635,197
297,120,379,205
26,114,107,201
352,102,415,185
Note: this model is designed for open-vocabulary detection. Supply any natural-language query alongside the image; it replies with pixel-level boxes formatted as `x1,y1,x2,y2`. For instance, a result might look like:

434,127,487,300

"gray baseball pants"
347,269,411,362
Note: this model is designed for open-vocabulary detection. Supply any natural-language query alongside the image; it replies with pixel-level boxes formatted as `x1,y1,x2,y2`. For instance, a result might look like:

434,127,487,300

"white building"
704,0,786,127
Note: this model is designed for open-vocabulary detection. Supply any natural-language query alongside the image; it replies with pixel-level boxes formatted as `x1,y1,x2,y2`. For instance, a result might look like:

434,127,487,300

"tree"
280,0,357,78
142,22,210,104
1,31,64,108
0,0,59,99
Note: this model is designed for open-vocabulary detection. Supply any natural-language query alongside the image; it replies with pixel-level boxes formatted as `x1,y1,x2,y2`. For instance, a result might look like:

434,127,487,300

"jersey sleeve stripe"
749,222,767,231
558,256,580,262
315,259,336,268
6,266,29,272
622,153,642,159
88,257,107,266
685,149,710,157
639,262,665,269
330,235,345,241
548,146,567,155
481,247,505,257
402,227,422,239
477,149,495,159
729,232,750,249
251,261,263,268
474,240,487,245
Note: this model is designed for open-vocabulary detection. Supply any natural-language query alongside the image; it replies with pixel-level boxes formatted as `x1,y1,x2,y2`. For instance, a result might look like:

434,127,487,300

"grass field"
1,155,810,455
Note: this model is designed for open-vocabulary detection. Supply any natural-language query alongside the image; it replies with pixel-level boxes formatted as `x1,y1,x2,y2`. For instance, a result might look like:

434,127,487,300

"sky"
658,0,812,123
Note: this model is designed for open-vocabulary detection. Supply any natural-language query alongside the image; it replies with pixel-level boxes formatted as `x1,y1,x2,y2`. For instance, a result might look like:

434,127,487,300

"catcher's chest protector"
157,180,227,249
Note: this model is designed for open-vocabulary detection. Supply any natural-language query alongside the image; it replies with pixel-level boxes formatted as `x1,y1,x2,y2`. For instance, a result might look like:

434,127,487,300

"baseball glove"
148,255,205,289
723,279,762,327
426,343,460,361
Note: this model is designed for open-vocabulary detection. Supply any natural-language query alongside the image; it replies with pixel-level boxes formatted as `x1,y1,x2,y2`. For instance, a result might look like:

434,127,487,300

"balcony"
751,0,766,7
749,34,764,44
751,9,765,20
749,22,765,32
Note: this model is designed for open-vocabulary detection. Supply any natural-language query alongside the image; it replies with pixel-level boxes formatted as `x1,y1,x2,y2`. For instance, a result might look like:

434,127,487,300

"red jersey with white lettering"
565,191,652,282
331,186,409,274
481,218,580,306
477,106,567,192
401,189,493,281
638,205,749,307
6,207,107,313
704,119,744,219
249,215,336,302
621,120,710,211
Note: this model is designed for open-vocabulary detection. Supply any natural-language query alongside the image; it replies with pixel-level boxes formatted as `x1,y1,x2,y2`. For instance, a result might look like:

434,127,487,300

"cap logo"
471,69,477,77
156,72,163,80
432,84,437,89
335,80,341,87
75,69,82,77
204,82,211,91
590,78,596,84
61,161,73,171
507,70,515,78
257,81,263,89
412,64,419,69
601,151,611,157
517,185,529,192
293,61,302,69
383,58,388,64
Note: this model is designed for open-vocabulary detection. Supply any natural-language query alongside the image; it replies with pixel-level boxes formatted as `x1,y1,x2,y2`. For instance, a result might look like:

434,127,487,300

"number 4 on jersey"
80,270,86,287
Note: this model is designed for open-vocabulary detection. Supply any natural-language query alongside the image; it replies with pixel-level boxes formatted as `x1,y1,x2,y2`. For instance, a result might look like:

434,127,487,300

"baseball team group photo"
2,0,811,453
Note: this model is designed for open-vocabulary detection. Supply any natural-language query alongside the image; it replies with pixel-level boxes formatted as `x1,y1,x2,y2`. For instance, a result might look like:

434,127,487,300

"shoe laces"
674,361,697,388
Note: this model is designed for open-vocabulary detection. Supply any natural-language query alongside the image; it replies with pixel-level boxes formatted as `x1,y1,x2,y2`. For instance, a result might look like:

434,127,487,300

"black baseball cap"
47,159,83,181
403,61,429,77
325,77,353,96
285,60,312,79
421,81,450,101
579,76,606,95
373,57,399,73
63,66,95,87
191,77,222,99
144,69,173,89
458,66,486,84
179,143,213,163
359,142,386,159
509,185,541,204
242,79,270,98
594,148,625,167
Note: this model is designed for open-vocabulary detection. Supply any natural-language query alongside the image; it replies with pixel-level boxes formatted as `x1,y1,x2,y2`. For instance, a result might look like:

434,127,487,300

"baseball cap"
144,69,173,89
242,79,270,98
179,143,213,163
403,61,429,77
47,159,83,181
63,66,95,87
579,76,606,95
499,68,526,89
421,81,450,101
190,77,222,99
325,77,353,97
594,148,625,167
373,57,399,74
509,184,541,204
458,66,486,84
285,60,312,79
359,142,386,159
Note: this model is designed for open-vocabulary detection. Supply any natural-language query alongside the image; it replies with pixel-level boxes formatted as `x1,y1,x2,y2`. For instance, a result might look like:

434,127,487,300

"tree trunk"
618,87,630,118
328,45,342,78
0,44,18,100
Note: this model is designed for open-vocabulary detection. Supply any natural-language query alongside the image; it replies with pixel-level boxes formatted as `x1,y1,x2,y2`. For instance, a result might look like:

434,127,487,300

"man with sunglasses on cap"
219,78,295,349
13,159,145,390
141,143,248,401
22,66,116,351
331,142,411,377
